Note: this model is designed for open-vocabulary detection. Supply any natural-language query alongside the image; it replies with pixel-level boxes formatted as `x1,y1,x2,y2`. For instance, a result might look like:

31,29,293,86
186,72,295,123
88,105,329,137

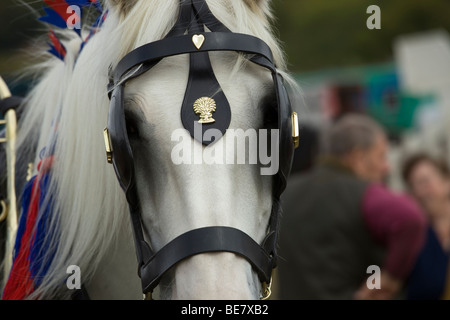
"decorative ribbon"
2,155,56,300
38,0,104,61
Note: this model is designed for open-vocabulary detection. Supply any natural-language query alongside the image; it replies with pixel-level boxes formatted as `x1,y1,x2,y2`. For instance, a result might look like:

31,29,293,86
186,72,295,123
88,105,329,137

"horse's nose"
170,252,259,300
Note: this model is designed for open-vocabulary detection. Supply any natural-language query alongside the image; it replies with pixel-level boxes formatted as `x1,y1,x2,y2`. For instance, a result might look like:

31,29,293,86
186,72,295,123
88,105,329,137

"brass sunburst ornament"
193,97,217,124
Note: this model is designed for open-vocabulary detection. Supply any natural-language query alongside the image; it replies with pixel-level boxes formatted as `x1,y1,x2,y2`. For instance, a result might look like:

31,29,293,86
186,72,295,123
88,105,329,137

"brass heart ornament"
192,34,205,50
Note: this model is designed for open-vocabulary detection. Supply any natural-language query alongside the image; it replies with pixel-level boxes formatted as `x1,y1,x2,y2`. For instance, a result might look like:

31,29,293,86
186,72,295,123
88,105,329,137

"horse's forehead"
124,54,269,130
126,56,189,100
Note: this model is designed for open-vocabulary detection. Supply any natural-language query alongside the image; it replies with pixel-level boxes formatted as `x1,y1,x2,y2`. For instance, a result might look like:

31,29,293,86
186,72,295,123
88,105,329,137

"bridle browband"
103,0,299,299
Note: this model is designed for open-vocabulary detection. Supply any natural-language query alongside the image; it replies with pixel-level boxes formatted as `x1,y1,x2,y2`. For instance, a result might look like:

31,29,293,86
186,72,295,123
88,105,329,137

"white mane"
14,0,298,299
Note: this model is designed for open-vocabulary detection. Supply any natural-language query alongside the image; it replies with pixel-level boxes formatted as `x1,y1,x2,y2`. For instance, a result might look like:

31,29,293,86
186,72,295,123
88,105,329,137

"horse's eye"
126,117,140,139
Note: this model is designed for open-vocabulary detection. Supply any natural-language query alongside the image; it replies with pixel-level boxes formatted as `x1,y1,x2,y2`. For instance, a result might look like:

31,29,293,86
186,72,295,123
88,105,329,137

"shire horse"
0,0,300,299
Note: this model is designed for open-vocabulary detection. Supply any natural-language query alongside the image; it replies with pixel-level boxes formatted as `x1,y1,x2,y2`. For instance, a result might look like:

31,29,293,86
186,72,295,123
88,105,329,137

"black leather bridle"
103,0,298,299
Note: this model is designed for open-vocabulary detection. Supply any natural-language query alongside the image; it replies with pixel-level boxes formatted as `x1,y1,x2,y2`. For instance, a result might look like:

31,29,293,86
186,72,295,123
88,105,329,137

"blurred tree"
0,1,39,48
0,0,41,74
272,0,450,72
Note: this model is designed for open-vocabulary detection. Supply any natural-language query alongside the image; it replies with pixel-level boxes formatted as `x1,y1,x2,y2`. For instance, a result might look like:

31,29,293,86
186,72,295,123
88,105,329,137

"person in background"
278,114,426,300
402,153,450,299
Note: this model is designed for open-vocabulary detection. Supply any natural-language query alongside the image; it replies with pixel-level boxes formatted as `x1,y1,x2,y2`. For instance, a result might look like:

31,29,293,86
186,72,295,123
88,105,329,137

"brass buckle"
103,128,113,164
261,277,273,300
292,112,299,149
143,291,152,300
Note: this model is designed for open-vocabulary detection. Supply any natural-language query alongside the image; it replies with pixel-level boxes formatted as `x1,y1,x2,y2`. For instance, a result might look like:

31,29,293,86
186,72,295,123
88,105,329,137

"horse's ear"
107,0,138,14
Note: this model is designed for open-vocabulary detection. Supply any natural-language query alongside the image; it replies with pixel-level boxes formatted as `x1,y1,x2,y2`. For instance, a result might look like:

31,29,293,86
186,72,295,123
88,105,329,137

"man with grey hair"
320,114,389,182
278,114,426,300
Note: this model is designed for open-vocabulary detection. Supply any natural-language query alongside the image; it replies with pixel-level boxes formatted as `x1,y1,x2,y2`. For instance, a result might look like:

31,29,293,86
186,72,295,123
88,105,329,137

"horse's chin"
155,252,260,300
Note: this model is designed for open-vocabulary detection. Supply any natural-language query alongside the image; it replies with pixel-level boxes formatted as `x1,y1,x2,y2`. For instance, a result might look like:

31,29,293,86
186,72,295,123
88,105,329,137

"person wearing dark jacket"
279,114,426,300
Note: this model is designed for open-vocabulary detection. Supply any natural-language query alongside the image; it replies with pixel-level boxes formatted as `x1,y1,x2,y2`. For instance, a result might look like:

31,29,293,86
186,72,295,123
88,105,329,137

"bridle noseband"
103,0,299,299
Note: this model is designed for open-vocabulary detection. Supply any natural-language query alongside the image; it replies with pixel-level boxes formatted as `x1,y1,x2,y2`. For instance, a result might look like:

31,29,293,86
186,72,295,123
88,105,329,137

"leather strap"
166,0,195,38
192,0,231,33
140,226,275,293
107,84,136,198
180,50,232,145
111,32,275,85
0,96,23,117
179,13,231,145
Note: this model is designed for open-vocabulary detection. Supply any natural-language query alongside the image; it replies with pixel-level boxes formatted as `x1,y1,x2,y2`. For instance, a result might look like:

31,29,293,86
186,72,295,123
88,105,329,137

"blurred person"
278,113,426,300
402,153,450,299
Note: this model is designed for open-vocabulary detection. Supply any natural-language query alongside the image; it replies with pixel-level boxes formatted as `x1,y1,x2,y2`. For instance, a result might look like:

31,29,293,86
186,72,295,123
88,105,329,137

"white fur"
13,0,300,299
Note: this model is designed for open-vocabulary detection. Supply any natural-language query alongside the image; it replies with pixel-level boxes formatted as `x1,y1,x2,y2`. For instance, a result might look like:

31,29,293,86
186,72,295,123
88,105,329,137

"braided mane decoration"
1,0,106,300
39,0,104,61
